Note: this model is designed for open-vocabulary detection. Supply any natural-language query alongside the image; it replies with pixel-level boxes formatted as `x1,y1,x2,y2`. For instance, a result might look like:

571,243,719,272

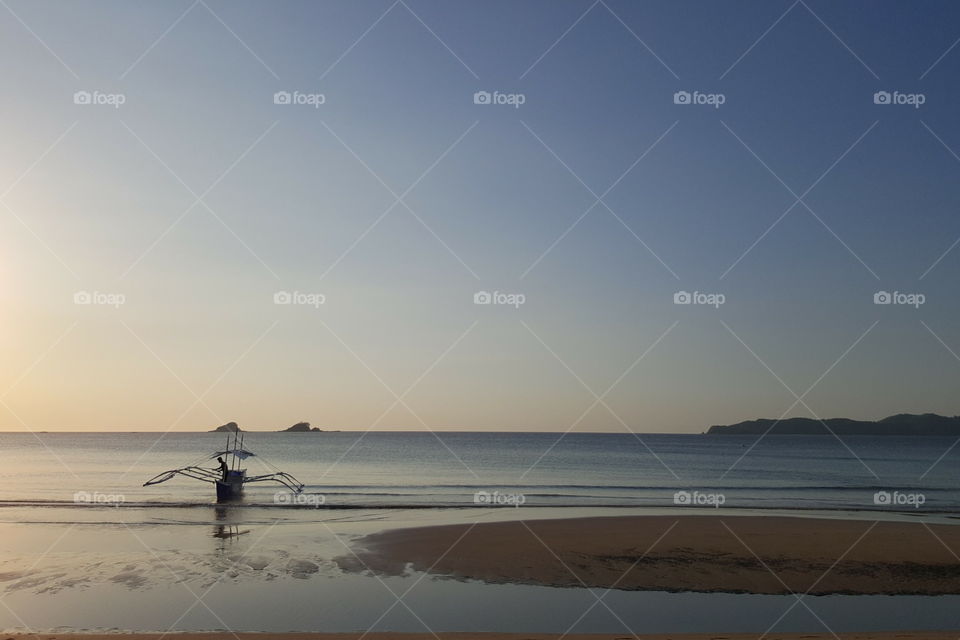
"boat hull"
216,470,245,502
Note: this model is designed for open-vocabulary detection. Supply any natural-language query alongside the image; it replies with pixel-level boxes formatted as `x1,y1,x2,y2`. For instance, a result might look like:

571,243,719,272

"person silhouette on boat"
216,456,229,482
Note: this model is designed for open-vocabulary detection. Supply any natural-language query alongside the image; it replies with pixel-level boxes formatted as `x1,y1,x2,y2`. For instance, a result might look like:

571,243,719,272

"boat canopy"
211,449,255,459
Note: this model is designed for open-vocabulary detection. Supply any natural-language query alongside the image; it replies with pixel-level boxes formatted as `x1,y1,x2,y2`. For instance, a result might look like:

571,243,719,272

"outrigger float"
143,430,304,502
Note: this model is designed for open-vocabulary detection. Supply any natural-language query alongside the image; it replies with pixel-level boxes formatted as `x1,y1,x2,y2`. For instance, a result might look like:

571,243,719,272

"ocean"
1,431,957,510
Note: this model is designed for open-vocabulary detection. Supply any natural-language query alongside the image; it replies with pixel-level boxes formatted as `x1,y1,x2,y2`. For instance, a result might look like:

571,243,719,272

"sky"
2,0,960,432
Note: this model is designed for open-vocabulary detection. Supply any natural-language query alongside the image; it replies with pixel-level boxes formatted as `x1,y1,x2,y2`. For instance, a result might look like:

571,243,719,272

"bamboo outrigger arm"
244,472,304,493
143,467,304,493
143,466,222,486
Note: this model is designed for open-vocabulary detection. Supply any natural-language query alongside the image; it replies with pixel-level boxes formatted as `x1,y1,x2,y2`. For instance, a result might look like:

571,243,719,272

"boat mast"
233,430,243,470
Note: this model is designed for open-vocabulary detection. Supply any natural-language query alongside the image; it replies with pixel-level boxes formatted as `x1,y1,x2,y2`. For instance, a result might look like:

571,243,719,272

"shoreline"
0,501,954,517
338,514,960,595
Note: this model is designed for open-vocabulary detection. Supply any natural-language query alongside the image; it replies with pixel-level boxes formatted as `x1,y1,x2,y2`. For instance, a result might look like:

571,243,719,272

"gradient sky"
2,0,960,432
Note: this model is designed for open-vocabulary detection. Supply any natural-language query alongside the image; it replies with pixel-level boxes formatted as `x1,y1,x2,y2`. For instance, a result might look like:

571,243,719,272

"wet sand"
338,514,960,595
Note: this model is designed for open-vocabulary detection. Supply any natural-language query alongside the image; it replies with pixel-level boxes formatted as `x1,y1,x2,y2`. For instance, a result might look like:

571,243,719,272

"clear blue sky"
2,0,960,431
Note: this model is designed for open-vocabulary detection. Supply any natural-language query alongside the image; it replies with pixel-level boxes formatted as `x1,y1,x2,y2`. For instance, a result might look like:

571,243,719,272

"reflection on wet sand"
212,506,250,544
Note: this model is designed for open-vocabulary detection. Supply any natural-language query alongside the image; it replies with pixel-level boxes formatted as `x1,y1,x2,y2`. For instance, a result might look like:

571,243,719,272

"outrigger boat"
143,430,304,502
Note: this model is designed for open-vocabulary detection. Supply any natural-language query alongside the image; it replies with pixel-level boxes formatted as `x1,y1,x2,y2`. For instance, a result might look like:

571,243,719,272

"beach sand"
338,514,960,595
10,633,960,640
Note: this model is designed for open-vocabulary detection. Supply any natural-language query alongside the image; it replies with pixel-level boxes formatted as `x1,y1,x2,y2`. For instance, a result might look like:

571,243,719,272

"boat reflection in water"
212,505,250,548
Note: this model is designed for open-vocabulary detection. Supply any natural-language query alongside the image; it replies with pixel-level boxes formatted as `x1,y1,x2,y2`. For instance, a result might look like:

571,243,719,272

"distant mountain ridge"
707,413,960,435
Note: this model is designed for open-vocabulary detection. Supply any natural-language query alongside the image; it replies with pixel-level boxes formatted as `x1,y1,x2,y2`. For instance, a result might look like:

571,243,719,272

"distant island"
210,421,241,433
707,413,960,435
281,422,321,432
208,421,324,432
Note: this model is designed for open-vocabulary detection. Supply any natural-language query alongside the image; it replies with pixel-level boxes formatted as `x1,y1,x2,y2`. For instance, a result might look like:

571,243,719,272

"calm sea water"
1,431,957,511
